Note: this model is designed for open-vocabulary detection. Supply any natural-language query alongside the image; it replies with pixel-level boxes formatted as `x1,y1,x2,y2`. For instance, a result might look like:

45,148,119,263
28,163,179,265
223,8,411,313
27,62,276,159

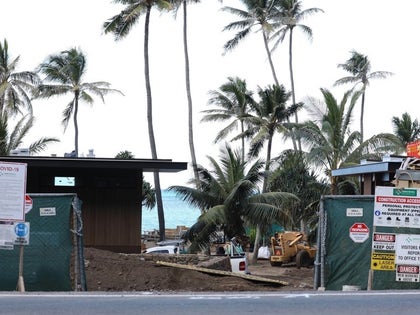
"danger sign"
349,222,370,243
372,232,396,251
396,265,420,282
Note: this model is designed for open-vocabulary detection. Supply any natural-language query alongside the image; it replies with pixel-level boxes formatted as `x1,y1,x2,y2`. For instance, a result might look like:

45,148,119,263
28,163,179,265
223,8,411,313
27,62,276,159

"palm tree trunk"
288,29,301,151
262,31,279,87
251,134,273,264
360,91,366,143
330,175,337,195
182,0,200,187
73,96,79,157
144,5,165,241
240,120,245,162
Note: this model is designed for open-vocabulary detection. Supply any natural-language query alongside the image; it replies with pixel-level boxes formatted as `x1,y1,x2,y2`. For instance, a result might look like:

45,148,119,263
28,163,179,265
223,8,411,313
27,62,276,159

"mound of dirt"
83,247,314,292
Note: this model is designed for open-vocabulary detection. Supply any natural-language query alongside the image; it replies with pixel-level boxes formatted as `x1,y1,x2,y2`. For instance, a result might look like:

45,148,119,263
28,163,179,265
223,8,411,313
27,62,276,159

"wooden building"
0,156,187,253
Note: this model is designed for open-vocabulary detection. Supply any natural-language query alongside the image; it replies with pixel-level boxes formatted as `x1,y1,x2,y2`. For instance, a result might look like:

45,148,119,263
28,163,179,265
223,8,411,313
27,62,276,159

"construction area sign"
349,222,370,243
396,265,420,282
373,186,420,228
371,252,396,271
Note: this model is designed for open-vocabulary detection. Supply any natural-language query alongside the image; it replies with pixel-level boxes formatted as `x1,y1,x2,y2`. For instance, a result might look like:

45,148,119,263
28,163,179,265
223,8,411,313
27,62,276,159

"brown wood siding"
26,166,143,253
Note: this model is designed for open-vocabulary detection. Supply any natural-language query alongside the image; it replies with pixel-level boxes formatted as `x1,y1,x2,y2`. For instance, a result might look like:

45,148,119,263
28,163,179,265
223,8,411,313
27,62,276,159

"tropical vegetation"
170,144,299,252
104,0,173,241
36,48,122,157
0,39,58,155
1,1,413,259
334,50,393,142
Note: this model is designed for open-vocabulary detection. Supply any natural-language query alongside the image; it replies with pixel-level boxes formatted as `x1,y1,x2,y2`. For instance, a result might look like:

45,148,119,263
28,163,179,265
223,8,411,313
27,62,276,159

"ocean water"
141,189,200,233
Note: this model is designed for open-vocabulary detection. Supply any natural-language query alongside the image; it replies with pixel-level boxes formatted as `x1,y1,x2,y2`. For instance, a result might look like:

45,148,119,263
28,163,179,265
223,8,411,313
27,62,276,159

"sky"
1,0,419,188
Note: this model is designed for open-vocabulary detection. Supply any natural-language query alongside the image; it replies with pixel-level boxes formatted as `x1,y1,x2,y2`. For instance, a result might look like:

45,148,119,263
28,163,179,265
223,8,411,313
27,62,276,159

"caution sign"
396,265,420,282
371,252,396,270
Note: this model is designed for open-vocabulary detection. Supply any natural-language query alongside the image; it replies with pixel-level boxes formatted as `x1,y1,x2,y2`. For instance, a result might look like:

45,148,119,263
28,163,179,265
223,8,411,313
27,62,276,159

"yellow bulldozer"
269,231,316,268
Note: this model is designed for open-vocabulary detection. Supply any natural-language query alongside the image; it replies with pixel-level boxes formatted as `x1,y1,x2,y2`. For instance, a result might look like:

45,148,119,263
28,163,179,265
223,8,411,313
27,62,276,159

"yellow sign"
371,252,396,270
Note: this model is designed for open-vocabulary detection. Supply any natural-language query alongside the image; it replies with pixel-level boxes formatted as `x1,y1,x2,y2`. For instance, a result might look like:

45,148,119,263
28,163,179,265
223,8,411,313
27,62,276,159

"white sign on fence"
396,265,420,282
374,186,420,228
372,232,396,251
0,162,27,221
395,234,420,265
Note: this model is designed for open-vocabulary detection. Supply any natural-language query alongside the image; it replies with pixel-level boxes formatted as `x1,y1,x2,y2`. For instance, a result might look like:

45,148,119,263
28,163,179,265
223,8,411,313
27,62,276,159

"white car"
144,245,179,254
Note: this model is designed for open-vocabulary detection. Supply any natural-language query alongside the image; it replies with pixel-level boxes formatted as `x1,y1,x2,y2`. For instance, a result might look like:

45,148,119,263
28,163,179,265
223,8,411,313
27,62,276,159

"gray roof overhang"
331,161,402,177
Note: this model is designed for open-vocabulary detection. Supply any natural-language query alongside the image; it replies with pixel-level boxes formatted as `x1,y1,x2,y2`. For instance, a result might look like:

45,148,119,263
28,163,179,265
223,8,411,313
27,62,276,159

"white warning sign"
372,232,396,251
396,265,420,282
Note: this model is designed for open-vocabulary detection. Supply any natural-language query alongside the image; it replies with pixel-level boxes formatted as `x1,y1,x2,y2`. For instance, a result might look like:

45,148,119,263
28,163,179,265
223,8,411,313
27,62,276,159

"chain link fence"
0,194,86,291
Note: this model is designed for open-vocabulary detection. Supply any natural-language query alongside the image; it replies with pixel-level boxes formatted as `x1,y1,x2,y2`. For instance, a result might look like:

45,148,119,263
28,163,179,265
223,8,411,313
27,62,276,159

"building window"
54,177,75,187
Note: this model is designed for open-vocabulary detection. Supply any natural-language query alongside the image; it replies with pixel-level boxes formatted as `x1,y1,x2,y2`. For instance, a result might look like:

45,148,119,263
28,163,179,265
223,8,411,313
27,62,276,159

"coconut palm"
169,143,298,253
201,76,255,161
270,0,323,150
0,39,40,116
115,150,156,209
171,0,201,186
171,0,224,186
103,0,172,241
0,111,59,156
334,50,393,142
36,47,122,157
222,0,282,86
269,150,328,235
247,84,300,188
296,88,399,195
391,112,420,153
245,83,300,263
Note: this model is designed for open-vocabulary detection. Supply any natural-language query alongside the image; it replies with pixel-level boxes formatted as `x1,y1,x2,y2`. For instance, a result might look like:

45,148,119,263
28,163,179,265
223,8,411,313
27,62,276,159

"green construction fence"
0,194,85,291
315,195,420,290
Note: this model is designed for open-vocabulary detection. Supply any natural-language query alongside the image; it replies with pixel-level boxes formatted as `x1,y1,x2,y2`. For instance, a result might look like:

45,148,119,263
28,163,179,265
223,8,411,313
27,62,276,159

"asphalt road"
1,291,420,315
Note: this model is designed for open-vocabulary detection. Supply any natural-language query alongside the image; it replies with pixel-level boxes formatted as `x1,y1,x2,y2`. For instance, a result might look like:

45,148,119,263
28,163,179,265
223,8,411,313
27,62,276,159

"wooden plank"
156,261,289,286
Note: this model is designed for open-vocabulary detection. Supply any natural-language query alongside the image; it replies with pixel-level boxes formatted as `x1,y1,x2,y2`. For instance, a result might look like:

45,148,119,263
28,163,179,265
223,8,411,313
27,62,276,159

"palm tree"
297,89,361,195
178,0,200,186
169,144,298,253
104,0,172,241
391,112,420,153
247,84,300,190
201,76,255,161
269,150,328,235
115,150,135,160
222,0,282,86
171,0,224,187
245,83,300,263
0,39,40,116
0,111,59,156
334,50,393,142
296,88,399,195
270,0,323,150
115,150,156,209
36,47,122,157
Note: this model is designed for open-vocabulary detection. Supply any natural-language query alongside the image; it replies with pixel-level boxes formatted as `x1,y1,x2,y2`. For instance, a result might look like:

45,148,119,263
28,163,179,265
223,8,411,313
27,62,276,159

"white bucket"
342,285,361,291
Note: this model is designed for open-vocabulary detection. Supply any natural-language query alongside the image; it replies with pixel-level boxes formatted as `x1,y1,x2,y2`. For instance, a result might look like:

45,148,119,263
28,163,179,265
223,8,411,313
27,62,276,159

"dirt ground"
83,248,315,292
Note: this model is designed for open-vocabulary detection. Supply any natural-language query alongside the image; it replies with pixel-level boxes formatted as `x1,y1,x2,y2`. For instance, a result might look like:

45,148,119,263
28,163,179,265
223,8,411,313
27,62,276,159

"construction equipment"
269,231,316,268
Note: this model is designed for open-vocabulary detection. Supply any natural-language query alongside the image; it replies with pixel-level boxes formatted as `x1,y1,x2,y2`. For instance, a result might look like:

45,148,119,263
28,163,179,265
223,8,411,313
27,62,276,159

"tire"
296,250,311,269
